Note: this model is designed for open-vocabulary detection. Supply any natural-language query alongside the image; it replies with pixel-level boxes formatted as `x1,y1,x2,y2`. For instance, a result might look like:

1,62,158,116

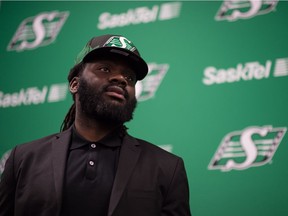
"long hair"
60,62,85,131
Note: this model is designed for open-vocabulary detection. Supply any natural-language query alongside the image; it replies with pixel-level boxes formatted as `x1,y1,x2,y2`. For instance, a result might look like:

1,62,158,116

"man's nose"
109,72,128,86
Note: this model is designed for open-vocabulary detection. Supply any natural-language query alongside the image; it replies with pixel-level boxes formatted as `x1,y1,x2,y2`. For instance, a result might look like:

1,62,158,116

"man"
0,34,191,216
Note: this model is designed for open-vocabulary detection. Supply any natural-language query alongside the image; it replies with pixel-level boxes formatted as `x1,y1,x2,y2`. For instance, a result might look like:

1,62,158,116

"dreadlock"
60,62,85,131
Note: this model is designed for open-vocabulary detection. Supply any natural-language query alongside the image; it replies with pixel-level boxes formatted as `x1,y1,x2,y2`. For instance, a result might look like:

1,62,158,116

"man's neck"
74,115,120,142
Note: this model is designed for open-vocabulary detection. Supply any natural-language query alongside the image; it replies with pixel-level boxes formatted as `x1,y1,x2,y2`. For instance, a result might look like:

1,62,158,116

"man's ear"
69,77,79,94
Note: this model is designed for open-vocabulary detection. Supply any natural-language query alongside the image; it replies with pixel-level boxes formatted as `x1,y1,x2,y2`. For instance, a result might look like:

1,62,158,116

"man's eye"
99,67,110,72
125,75,137,84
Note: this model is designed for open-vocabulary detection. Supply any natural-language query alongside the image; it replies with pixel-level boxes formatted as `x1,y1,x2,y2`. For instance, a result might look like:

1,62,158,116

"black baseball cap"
75,34,148,80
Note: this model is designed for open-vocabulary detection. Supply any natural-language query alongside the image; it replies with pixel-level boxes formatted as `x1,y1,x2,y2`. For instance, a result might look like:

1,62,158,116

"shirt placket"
86,143,98,180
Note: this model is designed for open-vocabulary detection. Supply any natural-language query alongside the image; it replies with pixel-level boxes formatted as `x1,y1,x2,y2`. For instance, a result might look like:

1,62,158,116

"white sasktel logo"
0,83,68,108
202,57,288,85
97,2,181,29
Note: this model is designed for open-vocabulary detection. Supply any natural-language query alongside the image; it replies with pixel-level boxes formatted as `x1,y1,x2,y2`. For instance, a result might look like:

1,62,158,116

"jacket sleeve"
0,147,17,216
161,158,192,216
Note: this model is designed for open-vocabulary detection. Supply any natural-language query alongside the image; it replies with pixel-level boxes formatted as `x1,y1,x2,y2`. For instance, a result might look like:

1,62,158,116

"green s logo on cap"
105,36,136,52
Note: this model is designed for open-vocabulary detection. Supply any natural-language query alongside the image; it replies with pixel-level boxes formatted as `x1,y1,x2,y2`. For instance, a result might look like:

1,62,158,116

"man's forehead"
86,56,137,72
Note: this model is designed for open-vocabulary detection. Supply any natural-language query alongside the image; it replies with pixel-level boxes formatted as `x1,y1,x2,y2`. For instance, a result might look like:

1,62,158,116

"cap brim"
83,47,148,80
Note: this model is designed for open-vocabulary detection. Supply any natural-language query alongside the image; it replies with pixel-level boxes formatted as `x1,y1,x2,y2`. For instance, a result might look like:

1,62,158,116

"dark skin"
69,57,137,142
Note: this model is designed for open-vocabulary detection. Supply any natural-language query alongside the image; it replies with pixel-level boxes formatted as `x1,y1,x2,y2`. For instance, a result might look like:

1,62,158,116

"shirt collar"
70,124,123,150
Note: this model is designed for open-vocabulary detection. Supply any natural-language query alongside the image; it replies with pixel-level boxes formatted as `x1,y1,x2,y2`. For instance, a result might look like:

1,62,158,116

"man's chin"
103,95,128,106
90,107,133,124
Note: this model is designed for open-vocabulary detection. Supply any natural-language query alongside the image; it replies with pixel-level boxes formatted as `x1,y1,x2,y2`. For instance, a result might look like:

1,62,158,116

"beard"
77,76,137,124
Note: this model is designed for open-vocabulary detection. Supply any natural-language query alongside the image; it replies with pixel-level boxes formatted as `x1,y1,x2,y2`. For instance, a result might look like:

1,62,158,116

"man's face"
76,57,138,124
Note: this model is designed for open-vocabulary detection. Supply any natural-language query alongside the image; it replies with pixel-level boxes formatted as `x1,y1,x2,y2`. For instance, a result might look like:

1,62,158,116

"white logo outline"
7,10,69,52
215,0,279,22
208,125,287,171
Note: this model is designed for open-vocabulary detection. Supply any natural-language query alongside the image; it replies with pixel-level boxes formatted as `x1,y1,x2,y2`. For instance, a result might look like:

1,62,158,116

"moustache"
103,84,129,100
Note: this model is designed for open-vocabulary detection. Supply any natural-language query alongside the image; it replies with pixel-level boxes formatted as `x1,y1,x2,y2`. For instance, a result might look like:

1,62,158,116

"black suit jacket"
0,127,191,216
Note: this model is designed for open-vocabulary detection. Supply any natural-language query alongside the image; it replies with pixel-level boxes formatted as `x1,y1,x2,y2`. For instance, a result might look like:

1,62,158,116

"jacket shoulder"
133,137,182,163
14,128,71,154
17,133,58,150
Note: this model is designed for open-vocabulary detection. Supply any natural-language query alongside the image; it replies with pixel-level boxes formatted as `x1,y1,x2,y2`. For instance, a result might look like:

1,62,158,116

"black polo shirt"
61,125,123,216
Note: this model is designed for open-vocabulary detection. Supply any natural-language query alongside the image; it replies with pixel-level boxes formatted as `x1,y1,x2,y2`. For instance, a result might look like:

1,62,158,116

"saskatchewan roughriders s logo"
208,126,287,171
215,0,278,21
136,63,169,101
104,36,137,52
7,11,69,51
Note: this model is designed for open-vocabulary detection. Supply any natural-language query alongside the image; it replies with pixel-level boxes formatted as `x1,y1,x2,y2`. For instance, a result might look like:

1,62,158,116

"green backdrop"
1,1,288,215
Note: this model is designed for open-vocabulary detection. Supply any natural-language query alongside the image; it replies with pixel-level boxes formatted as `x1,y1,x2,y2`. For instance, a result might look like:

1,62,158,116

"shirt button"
91,143,96,148
89,161,94,166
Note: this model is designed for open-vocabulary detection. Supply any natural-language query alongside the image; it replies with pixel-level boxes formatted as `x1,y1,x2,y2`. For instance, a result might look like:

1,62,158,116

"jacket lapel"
108,135,141,216
51,128,72,211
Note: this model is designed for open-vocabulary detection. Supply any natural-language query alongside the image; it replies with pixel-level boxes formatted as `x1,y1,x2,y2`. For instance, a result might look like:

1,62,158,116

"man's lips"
105,86,126,100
